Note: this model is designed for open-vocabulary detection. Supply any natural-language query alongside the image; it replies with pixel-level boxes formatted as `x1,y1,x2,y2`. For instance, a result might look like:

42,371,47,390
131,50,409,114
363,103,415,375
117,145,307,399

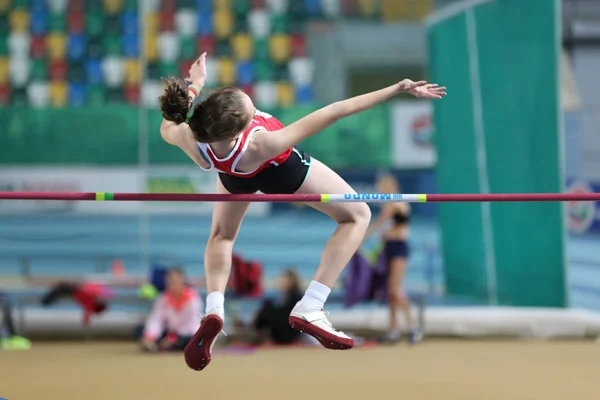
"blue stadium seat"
295,84,314,104
122,33,139,57
31,0,48,11
69,82,86,106
121,11,138,36
86,58,103,84
67,33,86,61
236,60,254,85
195,0,213,13
303,0,321,16
30,8,49,35
196,10,212,35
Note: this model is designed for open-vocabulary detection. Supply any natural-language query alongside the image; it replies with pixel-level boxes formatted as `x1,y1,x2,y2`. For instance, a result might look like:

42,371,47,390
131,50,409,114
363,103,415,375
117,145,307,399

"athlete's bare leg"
184,176,250,371
296,159,371,287
204,176,251,294
387,257,410,334
288,159,370,350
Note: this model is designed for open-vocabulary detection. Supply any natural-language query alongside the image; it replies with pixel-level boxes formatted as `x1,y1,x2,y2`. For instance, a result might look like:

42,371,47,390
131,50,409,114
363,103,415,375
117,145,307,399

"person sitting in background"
252,268,303,345
41,281,113,326
141,268,202,352
0,291,32,350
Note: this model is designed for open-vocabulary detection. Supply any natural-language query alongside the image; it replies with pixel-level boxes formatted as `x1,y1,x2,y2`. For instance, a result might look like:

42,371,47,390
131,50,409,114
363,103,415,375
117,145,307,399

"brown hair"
158,77,252,143
283,268,302,294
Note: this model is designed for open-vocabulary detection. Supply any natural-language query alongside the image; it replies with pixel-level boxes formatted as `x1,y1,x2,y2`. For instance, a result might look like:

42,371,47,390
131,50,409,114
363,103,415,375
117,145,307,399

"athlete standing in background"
366,175,422,344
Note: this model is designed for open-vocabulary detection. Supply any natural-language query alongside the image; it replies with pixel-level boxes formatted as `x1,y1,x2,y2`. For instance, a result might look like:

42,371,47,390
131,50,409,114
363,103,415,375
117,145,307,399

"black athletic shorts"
384,240,410,259
218,147,312,194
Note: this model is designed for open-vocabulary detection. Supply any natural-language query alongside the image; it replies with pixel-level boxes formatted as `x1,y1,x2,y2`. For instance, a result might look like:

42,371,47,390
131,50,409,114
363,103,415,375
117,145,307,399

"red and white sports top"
196,109,293,178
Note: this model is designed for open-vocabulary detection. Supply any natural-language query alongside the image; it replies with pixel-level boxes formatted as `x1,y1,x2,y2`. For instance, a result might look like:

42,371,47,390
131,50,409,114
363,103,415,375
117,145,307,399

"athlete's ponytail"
158,77,191,125
159,77,252,143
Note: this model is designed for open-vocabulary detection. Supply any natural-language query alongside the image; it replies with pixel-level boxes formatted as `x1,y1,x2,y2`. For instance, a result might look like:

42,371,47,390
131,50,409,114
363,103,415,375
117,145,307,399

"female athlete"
158,53,446,371
365,175,422,344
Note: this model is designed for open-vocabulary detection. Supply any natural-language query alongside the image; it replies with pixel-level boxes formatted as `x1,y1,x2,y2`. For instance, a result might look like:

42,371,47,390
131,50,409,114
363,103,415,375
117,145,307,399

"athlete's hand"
397,79,447,99
187,52,208,88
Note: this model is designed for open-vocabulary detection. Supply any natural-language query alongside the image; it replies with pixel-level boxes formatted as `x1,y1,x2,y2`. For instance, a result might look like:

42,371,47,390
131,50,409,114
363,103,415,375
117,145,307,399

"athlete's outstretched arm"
247,79,446,163
159,53,207,146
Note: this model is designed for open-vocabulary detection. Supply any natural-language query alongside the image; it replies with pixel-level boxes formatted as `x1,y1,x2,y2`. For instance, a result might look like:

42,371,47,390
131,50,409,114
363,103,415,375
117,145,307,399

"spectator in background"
365,175,423,344
141,268,202,352
41,281,113,326
252,268,303,345
0,291,32,350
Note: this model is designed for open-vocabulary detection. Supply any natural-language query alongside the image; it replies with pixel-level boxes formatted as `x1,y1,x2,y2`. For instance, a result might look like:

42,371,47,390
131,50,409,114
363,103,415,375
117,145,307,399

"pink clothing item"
164,287,195,311
143,288,202,340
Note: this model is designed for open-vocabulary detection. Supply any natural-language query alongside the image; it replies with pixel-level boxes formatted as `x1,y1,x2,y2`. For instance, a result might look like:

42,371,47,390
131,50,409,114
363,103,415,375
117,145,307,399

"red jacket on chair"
232,254,263,297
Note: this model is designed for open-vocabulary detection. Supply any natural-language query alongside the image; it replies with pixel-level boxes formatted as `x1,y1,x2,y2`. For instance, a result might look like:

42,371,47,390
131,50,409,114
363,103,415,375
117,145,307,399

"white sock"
298,280,331,311
205,291,224,314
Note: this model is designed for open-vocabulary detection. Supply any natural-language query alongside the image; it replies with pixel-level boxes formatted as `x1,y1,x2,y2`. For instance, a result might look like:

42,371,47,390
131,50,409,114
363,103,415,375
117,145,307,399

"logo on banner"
411,115,434,147
566,181,596,234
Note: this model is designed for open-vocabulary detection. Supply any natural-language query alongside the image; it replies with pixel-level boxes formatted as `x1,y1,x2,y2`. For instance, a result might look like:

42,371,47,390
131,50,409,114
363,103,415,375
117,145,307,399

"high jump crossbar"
0,192,599,203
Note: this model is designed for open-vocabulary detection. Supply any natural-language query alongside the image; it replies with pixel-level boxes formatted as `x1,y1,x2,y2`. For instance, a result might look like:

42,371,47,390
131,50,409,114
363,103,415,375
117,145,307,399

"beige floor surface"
1,340,599,400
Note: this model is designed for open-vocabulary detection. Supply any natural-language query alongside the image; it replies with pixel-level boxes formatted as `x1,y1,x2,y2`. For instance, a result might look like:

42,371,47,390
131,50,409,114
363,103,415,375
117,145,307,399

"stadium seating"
2,0,421,108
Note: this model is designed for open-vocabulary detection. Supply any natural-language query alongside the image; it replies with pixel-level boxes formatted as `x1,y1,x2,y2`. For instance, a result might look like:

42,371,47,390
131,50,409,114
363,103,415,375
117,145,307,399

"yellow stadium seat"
269,34,291,64
413,0,433,20
213,0,232,10
47,33,67,60
124,59,141,85
218,58,236,86
145,13,159,35
231,33,254,61
0,0,10,14
0,58,8,84
145,34,158,62
382,0,406,21
382,0,432,21
276,81,295,108
103,0,123,15
10,9,29,32
213,8,234,40
50,81,68,107
357,0,378,17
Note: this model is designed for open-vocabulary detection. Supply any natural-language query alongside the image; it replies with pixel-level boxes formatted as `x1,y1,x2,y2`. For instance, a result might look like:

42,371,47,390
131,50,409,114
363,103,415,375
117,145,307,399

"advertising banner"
391,101,436,169
566,180,600,234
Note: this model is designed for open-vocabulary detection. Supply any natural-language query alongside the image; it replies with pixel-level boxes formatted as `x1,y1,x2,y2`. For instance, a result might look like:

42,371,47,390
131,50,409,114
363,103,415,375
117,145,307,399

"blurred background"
1,0,600,399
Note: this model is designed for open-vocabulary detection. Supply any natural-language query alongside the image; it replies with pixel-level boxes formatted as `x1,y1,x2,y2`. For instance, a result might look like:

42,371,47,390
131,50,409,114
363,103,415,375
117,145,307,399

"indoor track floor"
2,340,599,400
